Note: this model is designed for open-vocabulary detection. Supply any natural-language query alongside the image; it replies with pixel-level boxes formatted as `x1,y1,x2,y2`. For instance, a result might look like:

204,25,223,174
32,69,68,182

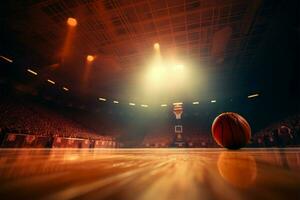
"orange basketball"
211,112,251,149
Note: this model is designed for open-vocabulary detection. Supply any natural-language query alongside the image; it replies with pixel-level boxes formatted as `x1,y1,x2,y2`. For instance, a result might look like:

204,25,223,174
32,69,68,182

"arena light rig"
47,79,55,85
248,93,259,99
0,55,13,63
27,69,38,76
62,87,69,91
98,97,106,101
67,17,77,27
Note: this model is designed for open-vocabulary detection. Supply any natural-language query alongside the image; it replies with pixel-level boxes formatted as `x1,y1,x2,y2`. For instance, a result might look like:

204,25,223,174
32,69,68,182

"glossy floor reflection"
0,148,299,200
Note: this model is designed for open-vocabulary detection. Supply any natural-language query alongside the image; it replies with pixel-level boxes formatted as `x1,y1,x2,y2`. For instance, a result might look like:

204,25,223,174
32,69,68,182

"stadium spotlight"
113,100,119,104
141,104,148,108
248,93,259,99
47,79,55,85
86,55,95,62
161,104,167,107
129,102,135,106
154,43,160,51
192,101,199,105
67,17,77,27
0,55,13,63
98,97,106,101
27,69,38,76
211,100,216,103
62,87,69,91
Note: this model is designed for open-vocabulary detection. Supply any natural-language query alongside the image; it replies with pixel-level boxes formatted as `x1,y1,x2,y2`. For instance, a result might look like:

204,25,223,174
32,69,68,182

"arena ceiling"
0,0,283,102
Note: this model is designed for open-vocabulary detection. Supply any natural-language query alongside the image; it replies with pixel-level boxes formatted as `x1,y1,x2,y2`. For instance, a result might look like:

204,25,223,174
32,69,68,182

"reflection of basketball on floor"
212,112,251,149
217,152,257,188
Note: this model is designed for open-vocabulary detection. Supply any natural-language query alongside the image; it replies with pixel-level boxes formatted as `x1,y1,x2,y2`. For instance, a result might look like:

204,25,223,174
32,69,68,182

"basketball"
211,112,251,149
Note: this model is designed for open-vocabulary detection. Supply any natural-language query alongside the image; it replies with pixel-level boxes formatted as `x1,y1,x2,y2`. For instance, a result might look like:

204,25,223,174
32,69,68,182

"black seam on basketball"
232,115,239,148
227,114,236,148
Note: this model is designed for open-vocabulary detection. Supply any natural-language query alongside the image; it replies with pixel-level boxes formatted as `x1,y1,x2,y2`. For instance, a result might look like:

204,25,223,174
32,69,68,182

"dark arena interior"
0,0,300,199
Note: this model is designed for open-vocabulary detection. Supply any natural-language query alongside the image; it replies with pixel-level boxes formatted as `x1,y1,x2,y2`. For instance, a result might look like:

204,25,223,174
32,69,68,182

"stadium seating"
0,96,118,148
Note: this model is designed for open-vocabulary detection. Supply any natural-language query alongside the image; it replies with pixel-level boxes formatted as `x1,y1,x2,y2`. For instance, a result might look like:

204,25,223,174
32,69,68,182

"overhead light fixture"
211,100,216,103
98,97,106,101
141,104,148,107
27,69,38,76
62,87,69,91
129,103,135,106
248,93,259,99
47,79,55,85
67,17,77,27
86,55,94,62
161,104,167,107
192,101,199,105
0,55,13,63
113,100,119,104
173,102,183,106
153,43,160,50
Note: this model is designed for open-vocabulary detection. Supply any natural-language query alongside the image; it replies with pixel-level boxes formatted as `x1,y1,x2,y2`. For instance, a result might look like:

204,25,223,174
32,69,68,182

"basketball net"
173,104,183,119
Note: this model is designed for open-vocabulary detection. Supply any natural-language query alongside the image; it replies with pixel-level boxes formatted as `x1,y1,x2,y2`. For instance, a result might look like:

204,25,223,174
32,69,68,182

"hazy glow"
98,97,106,101
62,87,69,91
192,101,199,105
0,55,13,63
129,103,135,106
47,79,55,85
67,18,77,27
248,93,259,99
173,64,184,71
113,100,119,104
130,43,207,105
211,100,216,103
154,43,160,51
27,69,38,76
86,55,95,62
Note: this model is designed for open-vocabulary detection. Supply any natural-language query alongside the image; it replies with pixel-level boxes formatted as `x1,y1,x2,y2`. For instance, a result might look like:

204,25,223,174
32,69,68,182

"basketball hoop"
173,104,183,119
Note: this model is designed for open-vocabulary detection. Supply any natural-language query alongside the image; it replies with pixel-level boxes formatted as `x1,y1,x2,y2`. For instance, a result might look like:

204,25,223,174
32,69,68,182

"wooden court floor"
0,148,299,200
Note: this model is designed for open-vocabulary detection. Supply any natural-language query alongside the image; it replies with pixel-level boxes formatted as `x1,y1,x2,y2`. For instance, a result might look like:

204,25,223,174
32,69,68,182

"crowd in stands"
251,114,300,147
142,128,173,147
185,131,218,148
0,96,117,147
